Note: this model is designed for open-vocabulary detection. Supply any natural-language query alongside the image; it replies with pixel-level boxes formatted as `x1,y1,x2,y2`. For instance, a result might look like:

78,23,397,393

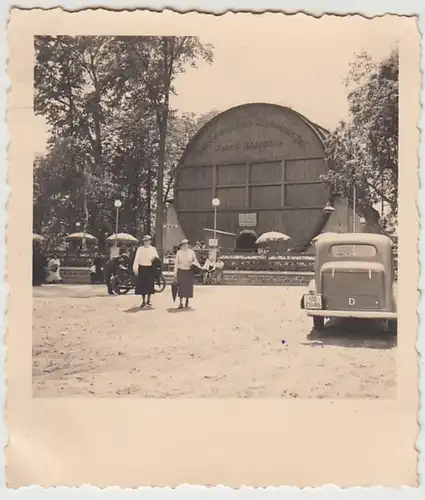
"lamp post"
212,197,220,248
322,201,336,235
352,185,356,233
75,222,82,253
114,199,122,246
322,201,335,215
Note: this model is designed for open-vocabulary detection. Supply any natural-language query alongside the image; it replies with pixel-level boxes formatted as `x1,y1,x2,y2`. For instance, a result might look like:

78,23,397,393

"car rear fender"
307,279,316,293
392,281,397,312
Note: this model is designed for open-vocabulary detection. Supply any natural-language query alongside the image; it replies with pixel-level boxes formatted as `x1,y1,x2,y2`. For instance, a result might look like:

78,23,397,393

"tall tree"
117,36,213,250
34,36,214,247
323,50,399,233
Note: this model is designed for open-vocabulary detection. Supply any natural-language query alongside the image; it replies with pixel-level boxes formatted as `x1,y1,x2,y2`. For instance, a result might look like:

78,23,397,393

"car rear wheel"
313,316,325,331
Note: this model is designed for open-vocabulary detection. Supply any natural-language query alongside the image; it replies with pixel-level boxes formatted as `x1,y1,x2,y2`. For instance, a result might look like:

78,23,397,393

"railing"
44,250,102,268
44,248,398,278
218,253,315,272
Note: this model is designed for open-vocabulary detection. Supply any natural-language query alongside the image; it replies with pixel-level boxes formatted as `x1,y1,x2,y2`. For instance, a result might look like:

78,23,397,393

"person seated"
46,254,62,284
202,250,217,284
118,250,131,268
215,258,224,284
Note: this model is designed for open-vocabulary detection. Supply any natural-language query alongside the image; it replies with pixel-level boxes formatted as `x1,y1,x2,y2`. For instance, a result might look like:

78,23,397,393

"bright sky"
33,14,402,155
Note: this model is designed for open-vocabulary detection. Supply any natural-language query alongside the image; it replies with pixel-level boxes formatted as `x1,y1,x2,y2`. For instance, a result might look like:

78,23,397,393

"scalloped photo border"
0,0,423,497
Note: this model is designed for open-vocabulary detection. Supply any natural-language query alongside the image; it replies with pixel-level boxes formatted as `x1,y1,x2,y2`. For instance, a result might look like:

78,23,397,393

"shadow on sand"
303,318,397,350
166,307,195,314
124,306,155,314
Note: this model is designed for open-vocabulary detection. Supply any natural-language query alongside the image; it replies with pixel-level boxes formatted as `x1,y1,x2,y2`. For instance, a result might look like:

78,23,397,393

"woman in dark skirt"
132,235,159,308
173,239,201,309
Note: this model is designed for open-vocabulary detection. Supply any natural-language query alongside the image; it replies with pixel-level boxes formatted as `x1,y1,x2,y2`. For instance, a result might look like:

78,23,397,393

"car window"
329,244,377,257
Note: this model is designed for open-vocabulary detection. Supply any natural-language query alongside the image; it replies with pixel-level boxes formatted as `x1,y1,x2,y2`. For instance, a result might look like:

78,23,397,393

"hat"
179,239,189,247
142,235,151,242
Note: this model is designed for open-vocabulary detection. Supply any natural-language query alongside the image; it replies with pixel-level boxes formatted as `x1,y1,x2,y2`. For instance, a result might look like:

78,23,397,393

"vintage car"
301,233,397,333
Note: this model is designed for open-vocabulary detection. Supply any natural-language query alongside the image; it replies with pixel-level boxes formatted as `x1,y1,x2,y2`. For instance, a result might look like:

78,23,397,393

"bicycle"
111,266,166,295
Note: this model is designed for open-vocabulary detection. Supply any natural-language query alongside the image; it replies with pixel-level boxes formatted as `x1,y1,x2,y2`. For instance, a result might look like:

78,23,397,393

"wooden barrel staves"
174,103,330,250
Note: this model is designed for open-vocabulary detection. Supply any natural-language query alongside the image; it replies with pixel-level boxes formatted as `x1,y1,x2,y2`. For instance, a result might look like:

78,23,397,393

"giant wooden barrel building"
174,103,331,249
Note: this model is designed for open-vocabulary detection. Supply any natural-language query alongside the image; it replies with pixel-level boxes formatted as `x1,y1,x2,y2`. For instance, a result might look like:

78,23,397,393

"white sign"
208,238,218,248
238,213,257,227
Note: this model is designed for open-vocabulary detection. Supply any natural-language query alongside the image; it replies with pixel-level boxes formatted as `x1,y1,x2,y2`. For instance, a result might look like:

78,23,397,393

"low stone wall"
220,271,313,286
163,271,312,286
61,267,91,284
59,267,313,286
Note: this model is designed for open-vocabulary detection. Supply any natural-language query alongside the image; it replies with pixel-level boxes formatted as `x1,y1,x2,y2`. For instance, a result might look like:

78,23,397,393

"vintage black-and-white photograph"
32,15,400,399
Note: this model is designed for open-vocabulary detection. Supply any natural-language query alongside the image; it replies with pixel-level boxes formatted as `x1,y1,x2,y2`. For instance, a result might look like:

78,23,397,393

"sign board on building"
238,212,258,227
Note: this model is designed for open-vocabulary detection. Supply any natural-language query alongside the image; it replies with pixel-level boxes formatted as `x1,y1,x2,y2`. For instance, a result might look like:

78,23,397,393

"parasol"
106,233,139,244
255,231,291,245
65,232,98,241
32,233,44,242
171,280,179,302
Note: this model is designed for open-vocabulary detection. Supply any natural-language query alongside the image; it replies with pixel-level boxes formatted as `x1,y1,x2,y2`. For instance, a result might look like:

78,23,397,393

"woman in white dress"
132,235,159,308
46,254,62,283
173,239,201,309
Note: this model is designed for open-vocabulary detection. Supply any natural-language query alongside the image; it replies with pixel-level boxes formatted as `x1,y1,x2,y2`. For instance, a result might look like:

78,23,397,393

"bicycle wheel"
111,275,131,295
154,275,166,293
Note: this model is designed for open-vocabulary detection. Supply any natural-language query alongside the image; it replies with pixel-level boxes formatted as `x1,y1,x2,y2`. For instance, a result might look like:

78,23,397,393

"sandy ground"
32,284,396,398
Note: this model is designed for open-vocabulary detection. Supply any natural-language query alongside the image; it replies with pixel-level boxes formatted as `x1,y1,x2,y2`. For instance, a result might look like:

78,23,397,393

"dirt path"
32,285,396,398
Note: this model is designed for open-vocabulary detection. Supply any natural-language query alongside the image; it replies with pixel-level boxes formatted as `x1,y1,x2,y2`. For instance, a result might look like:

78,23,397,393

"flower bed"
219,254,315,272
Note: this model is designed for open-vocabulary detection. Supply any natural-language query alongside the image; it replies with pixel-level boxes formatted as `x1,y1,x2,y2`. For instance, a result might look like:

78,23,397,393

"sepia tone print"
6,9,420,488
31,26,400,399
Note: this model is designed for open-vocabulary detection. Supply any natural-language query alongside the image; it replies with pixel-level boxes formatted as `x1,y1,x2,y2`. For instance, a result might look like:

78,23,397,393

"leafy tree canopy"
33,35,214,250
323,50,398,233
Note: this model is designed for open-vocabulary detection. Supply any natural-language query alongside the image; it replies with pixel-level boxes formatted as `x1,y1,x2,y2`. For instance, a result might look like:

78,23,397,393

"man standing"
104,253,120,295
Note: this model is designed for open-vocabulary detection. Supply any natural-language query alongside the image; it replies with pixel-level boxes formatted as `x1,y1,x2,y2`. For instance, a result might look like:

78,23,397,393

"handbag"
190,263,202,274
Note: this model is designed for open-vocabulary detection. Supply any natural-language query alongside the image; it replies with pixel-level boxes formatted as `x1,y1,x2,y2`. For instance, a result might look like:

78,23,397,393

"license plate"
304,293,322,310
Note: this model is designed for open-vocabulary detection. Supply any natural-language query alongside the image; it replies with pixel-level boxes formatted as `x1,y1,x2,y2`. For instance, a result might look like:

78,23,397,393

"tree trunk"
146,159,152,235
83,187,89,251
155,123,166,251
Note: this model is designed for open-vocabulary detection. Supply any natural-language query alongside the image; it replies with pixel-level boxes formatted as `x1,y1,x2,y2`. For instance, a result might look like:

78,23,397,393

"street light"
114,199,122,246
322,201,336,215
212,198,220,248
75,222,83,253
